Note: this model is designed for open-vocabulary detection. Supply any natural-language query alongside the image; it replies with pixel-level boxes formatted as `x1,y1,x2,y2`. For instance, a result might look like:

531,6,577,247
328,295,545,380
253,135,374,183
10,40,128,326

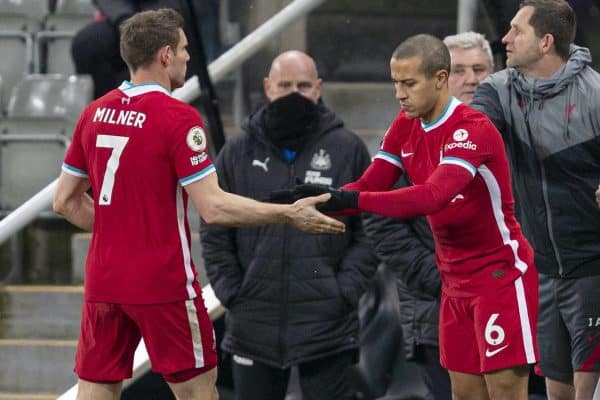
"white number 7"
96,134,129,206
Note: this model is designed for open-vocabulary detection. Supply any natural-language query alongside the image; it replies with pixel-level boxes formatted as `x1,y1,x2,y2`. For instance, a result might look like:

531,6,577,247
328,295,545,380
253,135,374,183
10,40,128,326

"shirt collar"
118,80,171,97
420,96,461,132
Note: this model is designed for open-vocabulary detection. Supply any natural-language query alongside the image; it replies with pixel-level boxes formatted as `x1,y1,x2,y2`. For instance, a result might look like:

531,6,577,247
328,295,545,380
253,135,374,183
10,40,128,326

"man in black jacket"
200,50,377,400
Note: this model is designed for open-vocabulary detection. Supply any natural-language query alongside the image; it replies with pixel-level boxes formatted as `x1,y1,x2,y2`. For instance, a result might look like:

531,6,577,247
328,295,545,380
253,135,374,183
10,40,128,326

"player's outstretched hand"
294,184,359,212
288,193,346,234
595,185,600,208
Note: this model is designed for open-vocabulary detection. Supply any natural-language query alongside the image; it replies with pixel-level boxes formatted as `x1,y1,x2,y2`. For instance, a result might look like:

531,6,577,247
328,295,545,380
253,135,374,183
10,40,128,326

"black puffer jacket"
472,46,600,278
363,175,440,359
200,103,377,368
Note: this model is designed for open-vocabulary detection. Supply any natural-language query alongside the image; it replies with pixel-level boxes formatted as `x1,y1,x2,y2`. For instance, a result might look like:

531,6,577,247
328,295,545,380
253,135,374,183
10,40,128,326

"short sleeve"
62,113,88,177
169,106,215,186
373,114,406,171
440,120,498,177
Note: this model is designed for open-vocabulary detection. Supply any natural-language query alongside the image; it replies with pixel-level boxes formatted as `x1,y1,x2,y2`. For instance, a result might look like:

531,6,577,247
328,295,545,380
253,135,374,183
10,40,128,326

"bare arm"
53,171,94,231
185,173,345,234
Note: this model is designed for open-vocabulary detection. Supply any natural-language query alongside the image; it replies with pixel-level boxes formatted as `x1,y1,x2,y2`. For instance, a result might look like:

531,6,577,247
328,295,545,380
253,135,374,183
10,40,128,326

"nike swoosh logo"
485,345,509,357
401,150,414,157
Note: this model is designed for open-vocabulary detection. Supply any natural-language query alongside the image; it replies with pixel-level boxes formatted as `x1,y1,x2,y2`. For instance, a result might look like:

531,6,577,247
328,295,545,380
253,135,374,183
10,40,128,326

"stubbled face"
502,6,544,72
448,46,493,104
167,29,190,89
390,55,440,121
263,56,322,104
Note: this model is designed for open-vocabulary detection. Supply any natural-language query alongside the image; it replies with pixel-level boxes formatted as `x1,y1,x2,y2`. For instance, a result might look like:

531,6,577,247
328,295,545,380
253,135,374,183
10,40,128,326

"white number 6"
484,313,505,346
96,134,129,206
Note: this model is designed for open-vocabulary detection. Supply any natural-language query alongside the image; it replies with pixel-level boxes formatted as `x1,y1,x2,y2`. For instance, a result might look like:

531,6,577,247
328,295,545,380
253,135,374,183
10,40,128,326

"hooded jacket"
472,46,600,277
200,102,377,368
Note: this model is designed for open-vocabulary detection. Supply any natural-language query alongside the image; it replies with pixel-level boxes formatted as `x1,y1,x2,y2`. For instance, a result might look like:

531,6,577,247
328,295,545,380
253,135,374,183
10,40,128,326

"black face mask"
264,92,319,151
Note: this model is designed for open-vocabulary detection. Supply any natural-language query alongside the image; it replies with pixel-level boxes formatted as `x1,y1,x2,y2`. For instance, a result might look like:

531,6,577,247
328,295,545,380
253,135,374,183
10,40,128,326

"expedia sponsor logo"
444,140,477,151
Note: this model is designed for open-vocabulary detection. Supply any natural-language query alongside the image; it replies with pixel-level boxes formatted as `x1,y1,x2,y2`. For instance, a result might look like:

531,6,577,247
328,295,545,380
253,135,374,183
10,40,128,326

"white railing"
174,0,327,102
457,0,478,33
0,179,58,244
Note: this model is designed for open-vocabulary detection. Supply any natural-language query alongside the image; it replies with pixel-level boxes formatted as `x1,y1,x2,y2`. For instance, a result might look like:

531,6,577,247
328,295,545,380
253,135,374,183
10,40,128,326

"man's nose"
464,68,477,84
395,86,406,100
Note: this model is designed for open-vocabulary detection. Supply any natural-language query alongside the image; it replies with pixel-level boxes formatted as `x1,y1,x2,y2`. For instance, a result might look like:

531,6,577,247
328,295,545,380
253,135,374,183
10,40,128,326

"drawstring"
563,84,572,139
523,80,535,125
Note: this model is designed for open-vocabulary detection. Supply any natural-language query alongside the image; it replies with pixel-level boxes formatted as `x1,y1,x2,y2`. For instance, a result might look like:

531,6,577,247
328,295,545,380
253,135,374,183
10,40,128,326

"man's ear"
263,77,272,101
436,69,449,89
314,78,323,97
540,33,555,55
158,45,171,67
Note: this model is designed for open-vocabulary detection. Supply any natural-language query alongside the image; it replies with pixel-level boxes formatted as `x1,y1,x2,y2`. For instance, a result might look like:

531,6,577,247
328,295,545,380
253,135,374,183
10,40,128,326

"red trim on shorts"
578,343,600,372
163,365,216,383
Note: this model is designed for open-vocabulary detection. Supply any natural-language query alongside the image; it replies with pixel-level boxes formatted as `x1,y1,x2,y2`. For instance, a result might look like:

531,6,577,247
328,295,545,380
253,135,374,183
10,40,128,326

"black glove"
265,178,310,204
294,184,359,212
265,188,298,204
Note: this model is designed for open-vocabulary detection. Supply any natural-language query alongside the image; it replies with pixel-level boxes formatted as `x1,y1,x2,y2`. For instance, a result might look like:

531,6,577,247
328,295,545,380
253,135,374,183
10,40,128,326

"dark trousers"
231,351,355,400
413,345,451,400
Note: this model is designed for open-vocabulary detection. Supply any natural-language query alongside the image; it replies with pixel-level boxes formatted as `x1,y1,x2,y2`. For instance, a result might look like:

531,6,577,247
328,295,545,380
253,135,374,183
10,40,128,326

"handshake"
268,183,359,212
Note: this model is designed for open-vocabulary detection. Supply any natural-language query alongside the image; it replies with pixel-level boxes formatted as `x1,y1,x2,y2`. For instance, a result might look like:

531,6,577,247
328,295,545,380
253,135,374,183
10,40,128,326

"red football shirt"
63,81,214,304
355,97,535,296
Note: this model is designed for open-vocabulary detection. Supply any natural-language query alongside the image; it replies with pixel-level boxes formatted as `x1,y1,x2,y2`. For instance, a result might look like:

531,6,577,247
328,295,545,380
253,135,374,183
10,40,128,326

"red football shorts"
439,267,539,374
75,295,217,382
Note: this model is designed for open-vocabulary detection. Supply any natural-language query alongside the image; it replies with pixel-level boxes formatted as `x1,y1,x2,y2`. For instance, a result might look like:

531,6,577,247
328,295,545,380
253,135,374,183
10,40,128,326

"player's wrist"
279,202,299,225
318,188,359,211
339,189,359,209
